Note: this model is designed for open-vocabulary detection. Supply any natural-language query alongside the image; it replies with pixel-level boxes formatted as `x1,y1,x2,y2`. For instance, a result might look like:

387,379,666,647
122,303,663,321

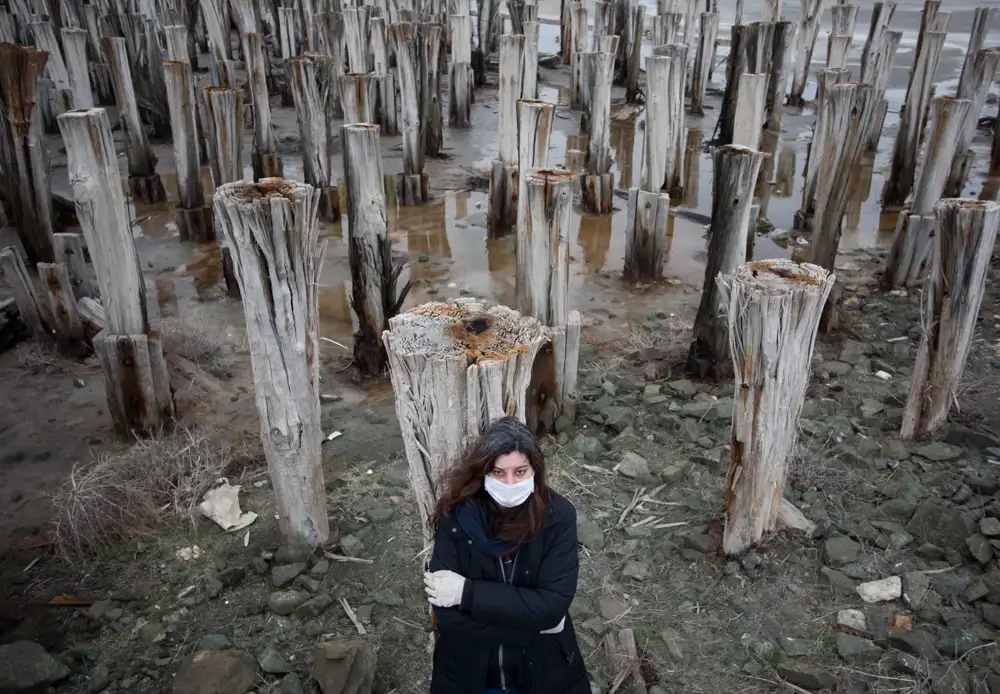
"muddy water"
43,3,1000,349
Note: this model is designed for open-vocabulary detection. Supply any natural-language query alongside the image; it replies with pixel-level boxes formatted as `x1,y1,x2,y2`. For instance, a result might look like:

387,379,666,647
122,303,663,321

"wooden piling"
289,57,339,222
214,178,329,551
516,167,573,324
690,12,719,116
57,108,175,435
883,97,971,288
0,246,48,342
341,124,401,376
688,145,763,378
339,73,378,124
243,32,283,179
37,262,86,353
581,52,614,215
29,20,72,126
163,61,213,242
390,22,430,206
859,1,896,83
720,259,835,555
652,12,682,46
720,23,772,145
487,33,525,235
420,22,444,158
764,21,796,131
449,14,472,127
732,73,766,149
198,0,231,60
473,0,496,86
902,200,1000,438
862,29,901,152
522,20,539,100
883,31,945,207
787,0,827,107
52,232,96,299
61,27,93,108
516,99,555,216
957,7,990,98
943,49,1000,198
343,8,367,72
826,34,850,70
624,3,643,103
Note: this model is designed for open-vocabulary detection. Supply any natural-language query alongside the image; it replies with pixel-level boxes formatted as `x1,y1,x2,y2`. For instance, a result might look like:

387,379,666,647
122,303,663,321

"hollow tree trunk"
719,259,835,555
902,200,1000,438
289,57,339,221
213,178,329,552
164,60,214,241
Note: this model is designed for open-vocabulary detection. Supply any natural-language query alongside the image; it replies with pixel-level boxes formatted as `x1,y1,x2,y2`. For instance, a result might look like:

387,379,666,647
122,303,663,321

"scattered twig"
320,337,350,350
341,598,367,635
324,552,374,565
742,674,813,694
392,616,425,630
617,487,645,528
22,557,40,573
651,521,689,530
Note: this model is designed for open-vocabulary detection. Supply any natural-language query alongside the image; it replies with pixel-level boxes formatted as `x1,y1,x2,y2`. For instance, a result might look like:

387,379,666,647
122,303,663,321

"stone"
836,609,868,634
823,536,861,566
836,633,884,664
554,416,575,435
599,597,627,620
821,568,858,595
889,629,938,659
857,576,902,603
258,646,292,675
271,562,308,588
859,398,885,418
366,504,394,522
667,379,698,396
822,361,853,376
683,532,718,554
138,622,166,644
295,593,333,619
86,600,118,620
981,603,1000,629
659,628,684,661
902,572,931,609
839,340,867,364
906,500,972,548
778,637,811,657
622,561,651,581
935,629,983,658
962,580,988,603
570,434,604,461
267,591,310,616
86,663,111,693
196,633,234,651
293,574,321,593
914,442,962,462
172,650,256,694
279,673,306,694
932,572,972,599
618,451,650,479
642,385,666,405
980,517,1000,537
931,664,970,694
310,559,330,576
601,406,633,433
966,534,994,564
339,534,364,557
776,663,835,690
311,641,376,694
0,641,71,693
577,520,605,551
371,588,403,607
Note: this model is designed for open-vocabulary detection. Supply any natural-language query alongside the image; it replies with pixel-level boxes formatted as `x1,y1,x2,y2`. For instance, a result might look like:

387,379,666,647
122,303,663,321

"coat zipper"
497,554,518,692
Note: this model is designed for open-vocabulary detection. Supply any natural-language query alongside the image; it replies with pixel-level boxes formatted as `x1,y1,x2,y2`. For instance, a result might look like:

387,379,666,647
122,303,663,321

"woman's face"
488,451,534,485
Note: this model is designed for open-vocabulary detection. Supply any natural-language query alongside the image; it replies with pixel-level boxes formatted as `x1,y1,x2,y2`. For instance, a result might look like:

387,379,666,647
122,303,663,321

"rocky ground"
1,246,1000,694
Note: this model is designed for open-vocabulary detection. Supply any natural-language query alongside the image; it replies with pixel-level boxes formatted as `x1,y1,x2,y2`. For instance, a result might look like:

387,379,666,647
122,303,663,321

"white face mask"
484,475,535,508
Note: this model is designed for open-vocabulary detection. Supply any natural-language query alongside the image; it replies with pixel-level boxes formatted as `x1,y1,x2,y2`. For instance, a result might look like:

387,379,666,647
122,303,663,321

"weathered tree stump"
522,20,539,101
732,73,766,149
100,37,166,204
391,22,430,206
383,299,548,526
719,260,835,555
883,31,945,207
0,246,48,342
861,28,902,152
370,16,398,135
57,108,175,435
688,145,764,379
690,12,719,115
448,13,472,127
623,189,671,283
289,57,339,222
61,27,94,109
420,23,444,158
342,124,405,377
0,43,56,264
943,49,1000,198
764,21,796,132
198,0,232,61
242,32,283,180
901,199,1000,438
214,178,329,551
52,232,96,299
164,61,214,242
581,51,614,215
487,34,525,236
787,0,825,107
883,97,971,289
37,262,86,354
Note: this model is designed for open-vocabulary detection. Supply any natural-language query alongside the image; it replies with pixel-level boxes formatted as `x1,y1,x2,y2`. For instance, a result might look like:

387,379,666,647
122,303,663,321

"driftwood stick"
720,260,835,555
901,200,1000,439
688,145,763,378
164,60,214,242
214,179,329,551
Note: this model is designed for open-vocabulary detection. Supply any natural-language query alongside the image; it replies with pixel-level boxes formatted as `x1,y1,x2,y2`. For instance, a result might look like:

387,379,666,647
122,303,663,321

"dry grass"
15,342,59,373
51,426,242,558
157,316,247,378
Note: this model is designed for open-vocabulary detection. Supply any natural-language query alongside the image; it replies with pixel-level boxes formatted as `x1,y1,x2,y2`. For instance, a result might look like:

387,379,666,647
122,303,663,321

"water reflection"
577,213,613,270
846,154,875,231
680,129,701,208
611,120,637,190
981,177,1000,202
774,148,796,198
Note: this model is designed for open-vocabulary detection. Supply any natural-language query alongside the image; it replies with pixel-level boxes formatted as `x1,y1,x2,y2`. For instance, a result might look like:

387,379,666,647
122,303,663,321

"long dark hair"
431,416,550,547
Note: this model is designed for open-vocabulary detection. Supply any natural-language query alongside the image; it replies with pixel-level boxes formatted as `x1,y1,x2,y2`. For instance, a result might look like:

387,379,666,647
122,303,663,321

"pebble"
856,576,901,603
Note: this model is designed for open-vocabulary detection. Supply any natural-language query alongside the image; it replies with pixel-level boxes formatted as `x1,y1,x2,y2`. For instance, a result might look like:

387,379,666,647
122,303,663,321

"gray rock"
778,637,812,658
667,379,698,397
905,500,972,548
340,534,364,557
935,629,983,658
577,520,605,551
366,504,394,522
902,572,931,609
659,628,684,661
86,663,111,693
271,562,308,588
966,534,994,564
196,633,234,651
172,649,257,694
0,641,71,693
295,594,333,619
622,561,651,581
570,434,605,461
310,559,330,576
981,603,1000,629
836,633,884,664
601,406,633,433
682,532,718,554
889,652,927,677
859,398,885,418
821,361,853,376
554,416,575,435
962,580,988,603
642,385,666,405
371,588,403,606
820,567,857,596
838,340,868,365
776,663,836,691
932,572,972,600
86,600,118,620
823,536,861,566
931,663,970,694
979,517,1000,537
310,641,376,694
279,673,306,694
293,574,321,593
598,597,628,620
618,451,650,479
258,647,292,674
914,442,962,462
888,629,938,659
138,622,166,644
267,591,311,616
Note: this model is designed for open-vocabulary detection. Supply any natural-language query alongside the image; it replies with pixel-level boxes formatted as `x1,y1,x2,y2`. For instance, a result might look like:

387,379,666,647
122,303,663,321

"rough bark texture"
690,12,719,115
581,51,614,215
688,145,764,379
623,188,671,282
516,168,573,325
164,60,213,242
383,300,548,530
213,178,330,551
719,260,836,555
883,97,971,289
487,34,525,236
37,262,86,354
290,57,338,221
902,200,1000,439
787,0,827,106
943,49,1000,198
0,246,47,341
52,232,96,299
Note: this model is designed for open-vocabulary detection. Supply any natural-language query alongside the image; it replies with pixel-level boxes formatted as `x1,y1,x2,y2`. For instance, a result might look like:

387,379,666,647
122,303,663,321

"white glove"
424,570,466,608
540,616,566,634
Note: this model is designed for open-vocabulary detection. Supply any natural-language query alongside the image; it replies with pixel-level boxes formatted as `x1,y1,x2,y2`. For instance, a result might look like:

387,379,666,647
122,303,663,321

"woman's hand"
424,570,467,608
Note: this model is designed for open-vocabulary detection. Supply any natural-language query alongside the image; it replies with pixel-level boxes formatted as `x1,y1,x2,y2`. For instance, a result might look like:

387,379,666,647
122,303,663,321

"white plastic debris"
325,431,343,442
199,479,258,532
857,576,902,604
175,545,202,562
875,370,892,381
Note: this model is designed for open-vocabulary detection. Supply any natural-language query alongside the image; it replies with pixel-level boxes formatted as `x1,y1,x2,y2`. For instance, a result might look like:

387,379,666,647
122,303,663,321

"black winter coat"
429,491,590,694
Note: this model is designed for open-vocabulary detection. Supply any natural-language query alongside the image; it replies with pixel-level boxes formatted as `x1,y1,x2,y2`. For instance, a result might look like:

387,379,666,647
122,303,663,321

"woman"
424,416,590,694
